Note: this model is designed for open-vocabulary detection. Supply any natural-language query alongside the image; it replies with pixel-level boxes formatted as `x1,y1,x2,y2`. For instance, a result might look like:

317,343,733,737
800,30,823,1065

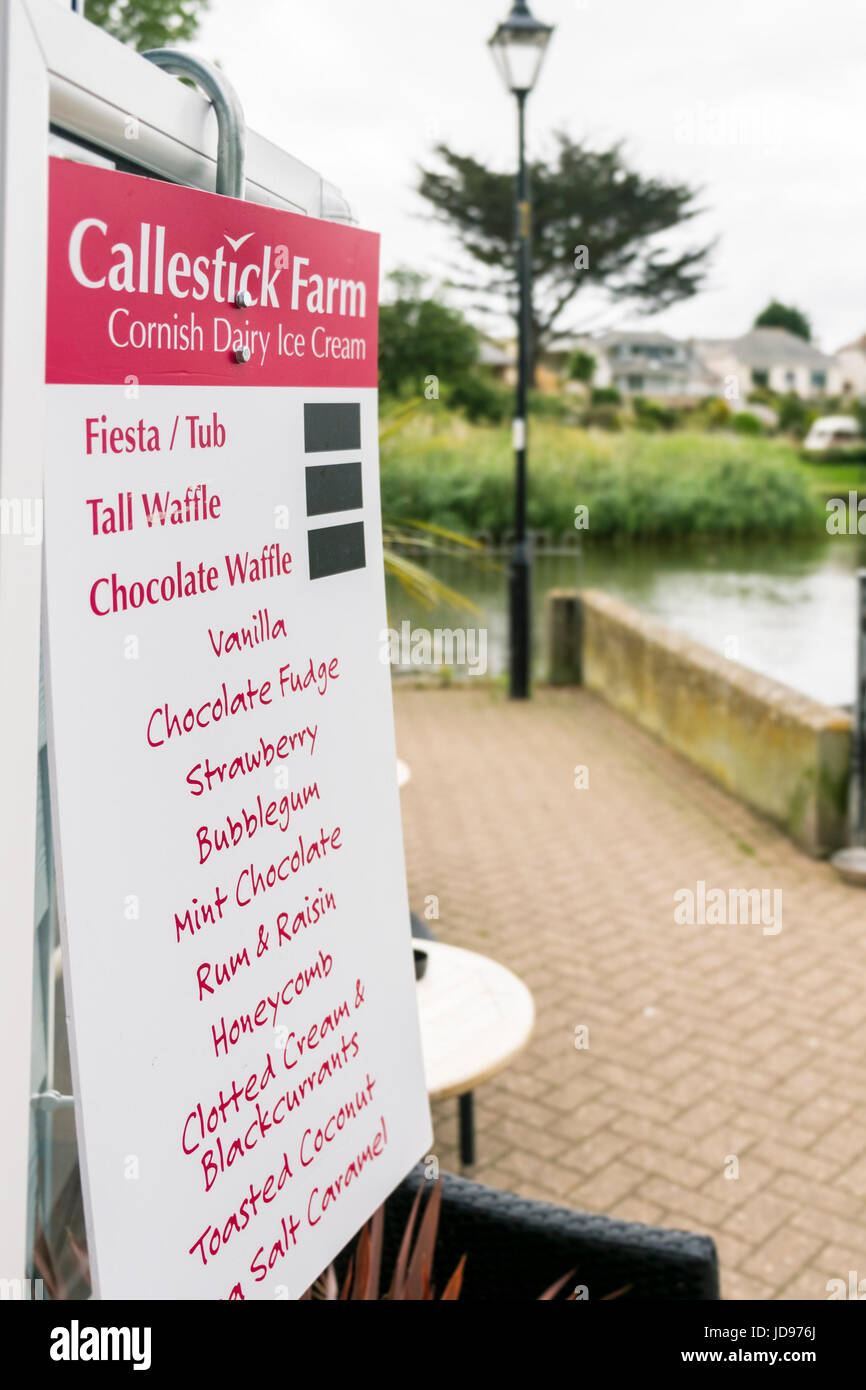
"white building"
546,330,719,399
835,336,866,399
694,328,841,402
477,336,515,384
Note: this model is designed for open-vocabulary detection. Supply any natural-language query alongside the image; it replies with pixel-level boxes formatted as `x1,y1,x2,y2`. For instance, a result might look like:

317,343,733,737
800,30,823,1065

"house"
544,330,720,400
477,336,516,387
693,328,841,402
597,331,720,399
835,336,866,399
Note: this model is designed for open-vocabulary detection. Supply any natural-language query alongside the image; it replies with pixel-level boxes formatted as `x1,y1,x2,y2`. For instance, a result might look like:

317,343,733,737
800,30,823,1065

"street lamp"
489,1,553,700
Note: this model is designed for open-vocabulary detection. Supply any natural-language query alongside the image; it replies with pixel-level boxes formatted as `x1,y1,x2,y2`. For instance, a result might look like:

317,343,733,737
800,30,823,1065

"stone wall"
547,588,851,857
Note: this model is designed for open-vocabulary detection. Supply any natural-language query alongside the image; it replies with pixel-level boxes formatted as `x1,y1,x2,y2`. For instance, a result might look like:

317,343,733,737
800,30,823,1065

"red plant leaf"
32,1223,64,1300
387,1184,424,1299
538,1268,577,1301
366,1204,384,1300
351,1222,371,1300
404,1181,442,1301
440,1254,466,1300
309,1265,340,1301
66,1229,91,1288
32,1242,60,1301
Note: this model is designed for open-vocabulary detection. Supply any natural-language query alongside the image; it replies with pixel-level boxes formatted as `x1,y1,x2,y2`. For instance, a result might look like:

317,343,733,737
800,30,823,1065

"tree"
777,392,813,438
418,133,712,371
86,0,208,51
378,270,478,398
567,349,595,384
753,300,811,341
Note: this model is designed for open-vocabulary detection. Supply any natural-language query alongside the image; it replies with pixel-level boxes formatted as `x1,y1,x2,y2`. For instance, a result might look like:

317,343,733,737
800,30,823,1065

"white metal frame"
0,0,353,1281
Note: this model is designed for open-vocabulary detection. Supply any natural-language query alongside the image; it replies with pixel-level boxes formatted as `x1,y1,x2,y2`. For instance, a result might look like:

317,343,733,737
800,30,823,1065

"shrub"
528,390,580,422
379,419,815,541
632,396,680,431
591,385,621,405
567,348,596,383
731,411,764,435
582,404,622,430
808,444,866,464
446,373,510,424
698,397,732,430
776,393,814,438
378,270,478,397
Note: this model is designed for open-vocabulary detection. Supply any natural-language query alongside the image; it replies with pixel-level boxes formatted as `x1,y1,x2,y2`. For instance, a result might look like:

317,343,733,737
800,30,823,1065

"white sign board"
42,157,431,1299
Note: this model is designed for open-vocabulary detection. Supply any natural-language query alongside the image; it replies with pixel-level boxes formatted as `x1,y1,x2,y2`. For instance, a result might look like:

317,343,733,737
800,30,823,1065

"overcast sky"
193,0,866,351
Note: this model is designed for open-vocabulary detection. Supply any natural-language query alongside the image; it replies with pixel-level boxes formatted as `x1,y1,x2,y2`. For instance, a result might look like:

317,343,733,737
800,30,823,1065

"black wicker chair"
372,1164,720,1300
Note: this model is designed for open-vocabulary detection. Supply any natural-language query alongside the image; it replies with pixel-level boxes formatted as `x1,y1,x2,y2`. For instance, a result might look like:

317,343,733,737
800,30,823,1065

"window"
626,375,644,391
752,369,769,388
633,344,674,360
811,371,827,392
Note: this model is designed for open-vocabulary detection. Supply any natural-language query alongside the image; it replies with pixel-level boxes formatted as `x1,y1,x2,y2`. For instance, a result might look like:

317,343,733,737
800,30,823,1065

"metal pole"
142,50,246,201
854,569,866,844
509,89,532,700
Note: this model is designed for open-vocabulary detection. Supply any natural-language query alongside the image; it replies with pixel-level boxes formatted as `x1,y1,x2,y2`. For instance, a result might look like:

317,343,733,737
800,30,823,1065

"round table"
412,938,535,1164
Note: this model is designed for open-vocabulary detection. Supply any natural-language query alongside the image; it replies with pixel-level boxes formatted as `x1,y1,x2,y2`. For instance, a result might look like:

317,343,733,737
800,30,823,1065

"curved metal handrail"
142,49,246,200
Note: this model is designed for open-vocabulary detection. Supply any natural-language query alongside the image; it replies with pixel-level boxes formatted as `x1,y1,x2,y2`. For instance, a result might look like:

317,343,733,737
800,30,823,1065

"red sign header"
46,159,379,387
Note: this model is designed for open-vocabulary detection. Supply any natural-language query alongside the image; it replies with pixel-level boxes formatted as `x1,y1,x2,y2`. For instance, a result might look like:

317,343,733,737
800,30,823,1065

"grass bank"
796,458,866,503
380,413,819,541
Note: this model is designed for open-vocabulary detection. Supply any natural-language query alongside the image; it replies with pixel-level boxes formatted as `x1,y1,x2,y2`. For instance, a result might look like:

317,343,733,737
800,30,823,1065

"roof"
544,334,596,356
597,330,681,349
700,327,835,369
546,330,683,356
477,338,514,367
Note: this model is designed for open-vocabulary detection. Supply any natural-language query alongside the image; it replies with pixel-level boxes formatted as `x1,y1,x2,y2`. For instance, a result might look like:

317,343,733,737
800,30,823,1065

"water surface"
384,535,866,707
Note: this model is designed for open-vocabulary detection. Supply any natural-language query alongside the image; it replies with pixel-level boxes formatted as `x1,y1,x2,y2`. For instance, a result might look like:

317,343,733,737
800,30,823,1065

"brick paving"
394,683,866,1301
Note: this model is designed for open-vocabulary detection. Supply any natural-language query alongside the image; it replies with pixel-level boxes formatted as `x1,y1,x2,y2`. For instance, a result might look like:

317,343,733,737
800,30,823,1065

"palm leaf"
400,519,485,550
383,549,484,615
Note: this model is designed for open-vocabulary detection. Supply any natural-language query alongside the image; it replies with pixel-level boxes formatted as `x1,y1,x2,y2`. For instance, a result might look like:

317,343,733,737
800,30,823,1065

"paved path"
394,684,866,1301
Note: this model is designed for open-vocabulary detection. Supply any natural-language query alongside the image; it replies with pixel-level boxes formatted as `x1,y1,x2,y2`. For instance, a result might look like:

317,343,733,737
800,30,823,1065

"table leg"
459,1091,475,1166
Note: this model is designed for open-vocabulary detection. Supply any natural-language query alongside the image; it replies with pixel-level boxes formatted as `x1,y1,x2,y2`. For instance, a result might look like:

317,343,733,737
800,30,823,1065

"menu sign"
42,159,431,1299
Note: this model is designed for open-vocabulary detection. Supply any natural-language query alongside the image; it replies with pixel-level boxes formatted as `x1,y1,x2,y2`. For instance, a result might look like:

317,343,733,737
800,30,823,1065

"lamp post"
489,1,553,700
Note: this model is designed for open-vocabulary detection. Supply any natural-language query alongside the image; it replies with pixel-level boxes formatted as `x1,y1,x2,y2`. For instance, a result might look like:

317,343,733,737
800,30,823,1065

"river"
384,534,866,708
